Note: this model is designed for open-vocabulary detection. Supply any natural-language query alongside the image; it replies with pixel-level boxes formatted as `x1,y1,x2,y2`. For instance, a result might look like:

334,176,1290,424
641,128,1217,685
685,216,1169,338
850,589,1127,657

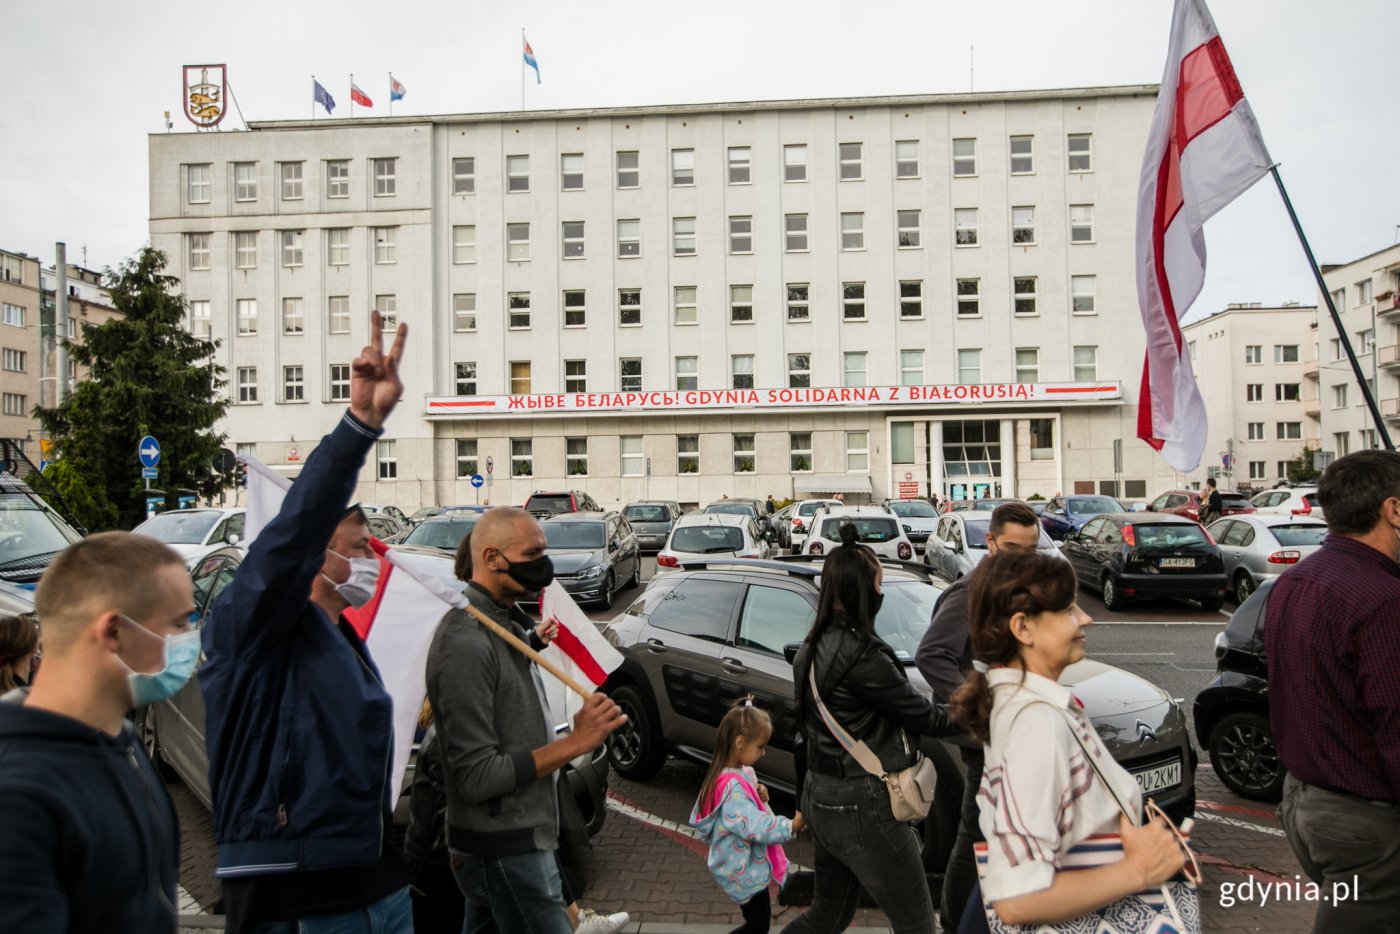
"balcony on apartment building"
1377,290,1400,320
1379,344,1400,371
1383,396,1400,422
1303,396,1322,419
1303,357,1320,380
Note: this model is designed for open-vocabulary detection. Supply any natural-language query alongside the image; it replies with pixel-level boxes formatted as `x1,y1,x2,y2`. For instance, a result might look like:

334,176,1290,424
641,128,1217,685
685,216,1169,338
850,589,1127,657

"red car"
1146,489,1256,524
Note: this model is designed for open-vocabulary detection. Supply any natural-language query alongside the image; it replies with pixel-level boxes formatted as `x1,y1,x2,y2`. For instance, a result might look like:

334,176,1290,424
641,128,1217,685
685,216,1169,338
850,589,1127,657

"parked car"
771,503,796,549
923,512,1063,584
942,497,1020,515
524,490,601,520
1204,515,1327,603
805,505,915,561
1193,579,1282,800
786,499,842,554
1040,494,1125,541
1061,513,1228,611
883,499,938,552
622,501,684,553
655,513,771,571
360,503,411,527
601,558,1197,877
1028,500,1049,517
540,512,641,609
395,514,481,553
0,473,84,587
1249,486,1324,520
1147,489,1255,523
141,544,611,835
702,498,769,524
131,508,246,561
406,505,486,526
366,513,405,541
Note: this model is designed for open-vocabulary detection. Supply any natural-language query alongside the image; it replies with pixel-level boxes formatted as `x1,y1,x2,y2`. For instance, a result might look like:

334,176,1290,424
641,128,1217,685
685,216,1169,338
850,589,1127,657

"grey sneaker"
575,908,630,934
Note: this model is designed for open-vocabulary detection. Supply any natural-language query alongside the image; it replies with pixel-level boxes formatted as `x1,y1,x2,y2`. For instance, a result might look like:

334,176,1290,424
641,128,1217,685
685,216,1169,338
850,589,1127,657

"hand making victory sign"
349,310,408,430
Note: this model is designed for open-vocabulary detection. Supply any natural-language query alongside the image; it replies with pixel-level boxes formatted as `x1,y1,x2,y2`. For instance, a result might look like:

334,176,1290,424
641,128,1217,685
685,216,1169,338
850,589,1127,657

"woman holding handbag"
784,524,961,934
949,551,1198,933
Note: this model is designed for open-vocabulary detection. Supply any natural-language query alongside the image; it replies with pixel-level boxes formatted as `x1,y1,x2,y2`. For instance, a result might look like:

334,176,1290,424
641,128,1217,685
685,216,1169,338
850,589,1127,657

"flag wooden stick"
1270,165,1395,450
463,603,593,700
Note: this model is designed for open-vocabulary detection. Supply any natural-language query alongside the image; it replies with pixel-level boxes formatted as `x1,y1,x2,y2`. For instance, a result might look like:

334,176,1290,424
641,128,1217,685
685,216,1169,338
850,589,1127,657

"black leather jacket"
795,617,958,779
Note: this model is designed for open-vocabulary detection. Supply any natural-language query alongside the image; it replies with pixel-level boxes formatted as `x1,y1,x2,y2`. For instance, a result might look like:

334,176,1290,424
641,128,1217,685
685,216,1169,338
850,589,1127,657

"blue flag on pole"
314,79,336,115
390,75,406,102
523,35,541,84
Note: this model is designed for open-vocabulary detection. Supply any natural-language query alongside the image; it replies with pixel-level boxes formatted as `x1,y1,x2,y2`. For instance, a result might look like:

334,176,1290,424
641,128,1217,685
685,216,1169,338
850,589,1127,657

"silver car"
1205,515,1327,604
622,501,683,553
923,512,1062,584
655,513,771,572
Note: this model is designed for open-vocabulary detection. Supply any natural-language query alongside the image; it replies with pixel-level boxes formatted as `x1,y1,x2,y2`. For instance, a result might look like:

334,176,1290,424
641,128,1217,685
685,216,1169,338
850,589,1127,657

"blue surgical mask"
119,615,201,707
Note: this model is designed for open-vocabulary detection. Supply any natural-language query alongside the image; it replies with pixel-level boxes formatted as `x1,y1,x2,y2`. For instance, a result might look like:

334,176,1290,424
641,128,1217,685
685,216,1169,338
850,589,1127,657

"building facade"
1181,303,1316,491
149,85,1188,509
1314,243,1400,459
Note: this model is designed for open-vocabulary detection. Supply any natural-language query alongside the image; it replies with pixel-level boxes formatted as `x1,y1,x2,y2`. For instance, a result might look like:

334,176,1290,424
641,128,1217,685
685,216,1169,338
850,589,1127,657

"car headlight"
582,563,606,578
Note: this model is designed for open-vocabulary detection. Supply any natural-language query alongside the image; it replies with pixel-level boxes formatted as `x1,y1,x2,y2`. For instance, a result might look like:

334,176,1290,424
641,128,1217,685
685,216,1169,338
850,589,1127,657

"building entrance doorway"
941,419,1003,503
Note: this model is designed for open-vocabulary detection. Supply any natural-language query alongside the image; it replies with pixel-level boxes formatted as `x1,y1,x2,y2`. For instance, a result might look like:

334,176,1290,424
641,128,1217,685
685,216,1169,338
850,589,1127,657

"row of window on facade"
229,345,1102,408
189,272,1102,342
1329,273,1400,311
183,134,1096,204
183,203,1097,274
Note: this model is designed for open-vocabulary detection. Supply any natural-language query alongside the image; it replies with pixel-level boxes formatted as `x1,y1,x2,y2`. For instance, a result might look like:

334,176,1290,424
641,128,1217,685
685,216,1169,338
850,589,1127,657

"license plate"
1160,557,1194,568
1132,761,1181,793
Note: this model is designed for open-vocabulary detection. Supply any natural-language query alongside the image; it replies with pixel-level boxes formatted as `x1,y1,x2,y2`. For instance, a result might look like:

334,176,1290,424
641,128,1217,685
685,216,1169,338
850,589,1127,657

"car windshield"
528,496,574,513
544,522,606,550
1221,494,1252,508
1131,524,1210,548
410,507,441,520
1069,496,1119,515
0,500,82,562
963,519,991,549
670,526,745,554
1269,524,1327,546
135,511,221,544
624,505,669,522
705,503,757,517
798,501,835,517
889,501,936,518
820,517,900,543
403,518,478,551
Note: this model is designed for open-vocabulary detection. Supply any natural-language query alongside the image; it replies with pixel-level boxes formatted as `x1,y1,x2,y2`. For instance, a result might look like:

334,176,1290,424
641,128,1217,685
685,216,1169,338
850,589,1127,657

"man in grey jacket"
915,501,1041,931
426,507,625,934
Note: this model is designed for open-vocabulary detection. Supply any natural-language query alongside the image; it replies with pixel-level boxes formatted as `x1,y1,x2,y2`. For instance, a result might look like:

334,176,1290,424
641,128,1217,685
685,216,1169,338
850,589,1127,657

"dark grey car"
541,511,642,610
622,501,683,553
601,559,1196,877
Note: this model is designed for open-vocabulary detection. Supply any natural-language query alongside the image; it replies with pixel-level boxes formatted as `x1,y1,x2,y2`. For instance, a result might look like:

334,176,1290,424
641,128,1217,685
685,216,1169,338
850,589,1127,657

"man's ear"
95,611,123,653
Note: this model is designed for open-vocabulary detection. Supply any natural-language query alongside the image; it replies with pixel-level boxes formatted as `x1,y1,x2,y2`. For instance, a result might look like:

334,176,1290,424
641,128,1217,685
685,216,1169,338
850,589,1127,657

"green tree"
36,247,230,530
1285,445,1322,484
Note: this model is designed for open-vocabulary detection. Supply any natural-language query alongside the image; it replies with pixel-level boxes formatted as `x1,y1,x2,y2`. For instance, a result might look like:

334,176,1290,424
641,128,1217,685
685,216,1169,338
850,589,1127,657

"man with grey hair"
428,506,626,933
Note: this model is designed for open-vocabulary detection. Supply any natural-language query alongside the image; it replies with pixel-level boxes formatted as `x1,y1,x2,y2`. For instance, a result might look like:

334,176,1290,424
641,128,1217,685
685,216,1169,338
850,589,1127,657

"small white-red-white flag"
1137,0,1272,472
539,580,625,689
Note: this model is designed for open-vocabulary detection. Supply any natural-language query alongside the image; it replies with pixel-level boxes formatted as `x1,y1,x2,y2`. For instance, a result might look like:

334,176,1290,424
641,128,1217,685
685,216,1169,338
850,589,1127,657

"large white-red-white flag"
240,457,622,797
1137,0,1272,472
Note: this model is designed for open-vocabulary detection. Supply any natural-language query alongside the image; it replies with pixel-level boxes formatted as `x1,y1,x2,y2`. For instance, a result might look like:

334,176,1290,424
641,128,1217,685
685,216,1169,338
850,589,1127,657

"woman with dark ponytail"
783,524,959,934
949,551,1186,930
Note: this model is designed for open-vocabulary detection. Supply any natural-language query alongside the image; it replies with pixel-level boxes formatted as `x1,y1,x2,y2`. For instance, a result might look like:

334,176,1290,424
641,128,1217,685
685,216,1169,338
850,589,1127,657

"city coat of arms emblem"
183,65,227,128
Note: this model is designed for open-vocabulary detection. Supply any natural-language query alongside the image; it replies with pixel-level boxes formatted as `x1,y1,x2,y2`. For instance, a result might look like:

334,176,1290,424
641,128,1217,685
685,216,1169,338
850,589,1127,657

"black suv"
1193,578,1283,800
601,558,1197,878
524,490,601,520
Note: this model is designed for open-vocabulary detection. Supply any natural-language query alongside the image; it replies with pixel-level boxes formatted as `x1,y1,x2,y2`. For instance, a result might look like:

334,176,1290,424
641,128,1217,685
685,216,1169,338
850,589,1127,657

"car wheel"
1102,574,1126,611
628,559,641,589
607,683,666,780
1234,571,1256,605
597,572,615,611
141,708,178,780
1208,711,1286,801
1200,594,1226,612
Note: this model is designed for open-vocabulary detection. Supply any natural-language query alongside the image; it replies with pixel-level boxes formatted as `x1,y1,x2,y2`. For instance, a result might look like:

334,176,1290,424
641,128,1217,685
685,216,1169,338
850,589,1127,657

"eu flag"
314,80,336,115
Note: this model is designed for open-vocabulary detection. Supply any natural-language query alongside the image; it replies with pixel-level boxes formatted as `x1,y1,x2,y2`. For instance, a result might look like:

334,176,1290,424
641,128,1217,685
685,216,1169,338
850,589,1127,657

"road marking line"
606,790,812,872
1194,810,1286,837
177,884,204,914
1197,798,1280,820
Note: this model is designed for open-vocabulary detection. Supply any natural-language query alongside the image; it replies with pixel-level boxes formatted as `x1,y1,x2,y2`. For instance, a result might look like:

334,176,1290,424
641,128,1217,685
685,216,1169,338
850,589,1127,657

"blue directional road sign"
142,467,159,480
470,474,485,488
139,435,161,468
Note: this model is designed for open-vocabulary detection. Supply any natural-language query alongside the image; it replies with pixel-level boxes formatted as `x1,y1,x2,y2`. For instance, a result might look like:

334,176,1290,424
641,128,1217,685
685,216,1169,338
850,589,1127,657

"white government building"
149,84,1193,510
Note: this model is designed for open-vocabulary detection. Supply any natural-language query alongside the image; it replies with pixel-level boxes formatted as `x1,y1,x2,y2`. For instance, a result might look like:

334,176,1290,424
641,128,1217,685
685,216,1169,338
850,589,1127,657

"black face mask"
868,590,884,618
503,554,555,592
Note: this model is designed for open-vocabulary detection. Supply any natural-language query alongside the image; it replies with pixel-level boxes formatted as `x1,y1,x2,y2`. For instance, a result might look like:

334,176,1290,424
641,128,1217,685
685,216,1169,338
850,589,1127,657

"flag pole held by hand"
463,604,593,700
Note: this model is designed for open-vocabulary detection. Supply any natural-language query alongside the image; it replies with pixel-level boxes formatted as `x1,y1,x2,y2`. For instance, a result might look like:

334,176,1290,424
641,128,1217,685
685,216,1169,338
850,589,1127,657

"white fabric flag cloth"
1136,0,1272,472
538,579,625,690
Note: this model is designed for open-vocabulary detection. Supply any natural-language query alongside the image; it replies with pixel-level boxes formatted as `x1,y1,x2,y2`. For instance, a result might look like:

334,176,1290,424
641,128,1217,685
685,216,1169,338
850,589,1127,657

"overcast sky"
3,0,1395,323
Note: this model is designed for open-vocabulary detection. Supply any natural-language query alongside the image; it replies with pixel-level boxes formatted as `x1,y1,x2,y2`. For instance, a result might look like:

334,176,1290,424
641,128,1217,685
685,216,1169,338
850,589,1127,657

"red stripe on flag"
342,537,392,639
428,399,496,410
1044,386,1116,394
551,623,609,687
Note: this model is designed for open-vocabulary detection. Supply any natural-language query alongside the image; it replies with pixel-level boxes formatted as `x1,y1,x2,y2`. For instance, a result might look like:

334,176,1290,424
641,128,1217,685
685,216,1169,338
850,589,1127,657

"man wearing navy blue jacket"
201,313,412,934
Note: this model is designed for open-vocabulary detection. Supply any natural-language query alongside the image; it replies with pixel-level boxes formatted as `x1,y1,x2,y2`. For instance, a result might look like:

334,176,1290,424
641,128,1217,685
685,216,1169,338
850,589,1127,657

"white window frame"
329,364,351,401
896,210,921,248
671,148,695,186
957,349,982,385
562,221,585,259
236,366,258,403
731,354,754,389
328,296,350,334
674,286,697,326
282,365,305,403
954,208,978,246
839,142,863,181
672,217,696,256
728,146,751,184
1009,135,1034,174
843,351,868,387
787,284,809,322
453,293,477,333
455,439,478,477
188,233,211,270
282,298,304,335
510,362,532,395
1071,275,1096,315
785,214,809,252
507,222,531,262
730,285,753,324
1070,204,1094,243
1073,346,1098,382
840,212,864,251
189,300,211,339
1015,347,1039,383
454,361,478,396
783,144,807,182
372,158,397,197
729,216,753,254
327,228,349,266
452,157,475,194
233,231,256,269
1247,422,1265,441
843,282,866,321
566,438,589,477
1,349,25,372
0,304,23,328
560,153,584,191
617,219,640,258
788,353,811,388
952,138,977,176
1245,345,1263,365
619,358,642,392
373,227,397,264
1012,206,1036,245
510,438,533,477
564,360,587,393
900,350,924,386
675,356,698,391
234,162,257,201
326,159,350,198
506,155,530,192
616,151,639,188
957,279,980,318
845,431,869,472
375,294,397,330
1274,344,1300,363
1277,422,1302,440
1068,134,1093,172
895,140,919,178
1014,277,1038,316
236,299,257,335
508,292,531,330
187,164,211,203
281,230,304,267
790,433,813,472
280,162,304,201
618,289,642,327
377,439,397,479
1246,383,1264,403
563,290,586,328
732,434,756,474
677,435,699,474
453,225,476,264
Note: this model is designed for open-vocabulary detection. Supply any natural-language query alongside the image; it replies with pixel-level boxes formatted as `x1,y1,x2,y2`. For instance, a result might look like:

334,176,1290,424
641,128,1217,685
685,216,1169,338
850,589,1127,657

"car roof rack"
671,554,935,581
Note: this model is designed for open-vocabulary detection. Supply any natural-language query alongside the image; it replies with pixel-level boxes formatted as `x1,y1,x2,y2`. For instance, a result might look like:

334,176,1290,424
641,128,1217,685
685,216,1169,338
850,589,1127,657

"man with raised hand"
0,531,197,933
200,312,414,934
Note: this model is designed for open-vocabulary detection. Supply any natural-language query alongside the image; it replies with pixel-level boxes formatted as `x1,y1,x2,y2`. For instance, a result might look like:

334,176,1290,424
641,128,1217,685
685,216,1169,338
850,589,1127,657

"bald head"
471,508,534,565
470,508,548,606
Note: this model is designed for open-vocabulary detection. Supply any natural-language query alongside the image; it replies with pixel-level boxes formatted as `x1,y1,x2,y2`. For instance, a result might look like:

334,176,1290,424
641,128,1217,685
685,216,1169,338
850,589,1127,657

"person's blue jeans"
780,772,935,934
449,848,572,934
249,886,413,933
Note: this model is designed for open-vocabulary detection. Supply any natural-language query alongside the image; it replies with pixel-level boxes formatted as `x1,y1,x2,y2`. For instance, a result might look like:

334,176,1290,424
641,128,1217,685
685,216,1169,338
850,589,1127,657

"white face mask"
322,551,381,608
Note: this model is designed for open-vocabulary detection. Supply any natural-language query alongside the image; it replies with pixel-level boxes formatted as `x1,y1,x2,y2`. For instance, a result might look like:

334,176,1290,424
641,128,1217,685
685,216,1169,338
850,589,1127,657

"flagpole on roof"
310,75,315,120
1270,166,1395,450
388,72,392,117
521,28,525,111
350,74,354,118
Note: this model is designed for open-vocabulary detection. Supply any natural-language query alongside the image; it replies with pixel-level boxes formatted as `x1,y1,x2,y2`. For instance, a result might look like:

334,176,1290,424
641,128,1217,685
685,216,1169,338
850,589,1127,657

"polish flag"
351,83,373,108
1136,0,1272,472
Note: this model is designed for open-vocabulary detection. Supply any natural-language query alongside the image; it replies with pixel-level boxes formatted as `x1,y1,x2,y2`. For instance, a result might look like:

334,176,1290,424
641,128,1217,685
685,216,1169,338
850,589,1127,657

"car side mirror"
1146,505,1157,512
783,642,803,665
609,540,619,552
1053,508,1066,516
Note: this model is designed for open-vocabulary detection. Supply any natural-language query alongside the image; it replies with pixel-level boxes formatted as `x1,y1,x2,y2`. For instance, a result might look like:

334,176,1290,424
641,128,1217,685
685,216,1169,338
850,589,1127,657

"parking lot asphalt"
172,556,1315,932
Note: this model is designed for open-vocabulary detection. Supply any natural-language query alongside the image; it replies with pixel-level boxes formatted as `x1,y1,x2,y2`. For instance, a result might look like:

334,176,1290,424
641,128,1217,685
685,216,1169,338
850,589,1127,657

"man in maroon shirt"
1266,449,1400,932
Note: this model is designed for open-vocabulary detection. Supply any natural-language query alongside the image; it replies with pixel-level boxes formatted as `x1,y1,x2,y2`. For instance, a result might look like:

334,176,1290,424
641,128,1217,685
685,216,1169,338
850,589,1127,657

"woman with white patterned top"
948,551,1185,929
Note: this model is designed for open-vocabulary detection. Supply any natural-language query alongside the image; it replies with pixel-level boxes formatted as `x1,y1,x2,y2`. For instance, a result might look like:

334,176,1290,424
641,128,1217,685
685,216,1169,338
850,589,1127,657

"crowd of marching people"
0,313,1396,934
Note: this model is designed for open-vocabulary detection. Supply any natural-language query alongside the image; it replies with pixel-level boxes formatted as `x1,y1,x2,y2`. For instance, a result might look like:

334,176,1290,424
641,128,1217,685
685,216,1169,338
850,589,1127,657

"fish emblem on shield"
183,65,227,128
